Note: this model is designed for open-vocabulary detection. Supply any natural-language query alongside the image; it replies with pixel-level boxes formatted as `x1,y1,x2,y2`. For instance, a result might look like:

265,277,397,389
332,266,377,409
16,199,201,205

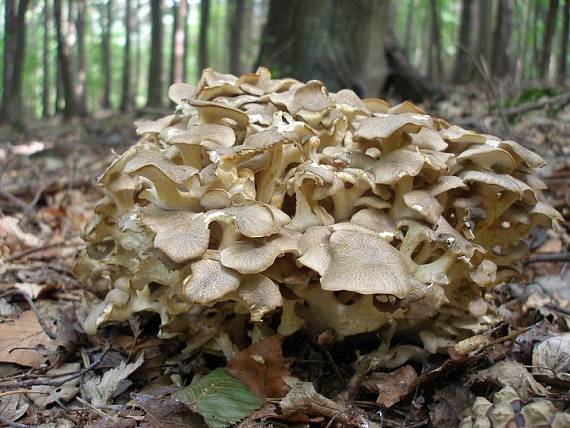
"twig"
501,91,570,117
76,396,114,420
0,389,48,398
544,304,570,317
0,289,56,340
525,252,570,264
4,240,83,262
0,345,110,391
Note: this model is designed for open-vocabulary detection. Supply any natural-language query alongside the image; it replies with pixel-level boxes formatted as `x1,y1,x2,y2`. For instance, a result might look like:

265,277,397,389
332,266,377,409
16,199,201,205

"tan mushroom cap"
183,256,240,304
428,175,468,196
320,229,421,298
440,125,486,145
409,127,449,151
167,123,236,149
530,202,564,227
403,190,444,224
362,98,390,113
297,226,332,276
388,100,425,115
237,274,283,322
369,147,426,185
141,210,210,263
354,113,433,149
220,232,301,274
168,83,197,104
124,146,198,184
461,170,536,203
456,145,517,174
189,99,250,129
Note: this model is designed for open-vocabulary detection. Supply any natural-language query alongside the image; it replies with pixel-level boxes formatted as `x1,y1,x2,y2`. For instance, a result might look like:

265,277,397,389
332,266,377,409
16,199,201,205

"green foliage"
504,86,562,108
174,368,264,428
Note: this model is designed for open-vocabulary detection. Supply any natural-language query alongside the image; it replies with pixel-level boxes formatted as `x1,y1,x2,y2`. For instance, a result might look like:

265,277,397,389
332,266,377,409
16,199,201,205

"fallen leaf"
131,393,205,428
467,359,547,398
0,216,41,248
14,282,55,300
279,377,379,427
0,393,29,424
532,333,570,382
0,310,54,368
29,363,81,408
82,352,144,406
174,368,264,428
363,365,417,408
428,383,474,428
227,336,290,399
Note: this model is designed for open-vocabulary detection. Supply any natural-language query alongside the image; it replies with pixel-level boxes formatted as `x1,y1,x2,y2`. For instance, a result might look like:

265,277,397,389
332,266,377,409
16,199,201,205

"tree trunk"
229,0,244,75
183,0,190,80
54,0,80,119
135,0,141,101
518,1,533,82
101,0,113,109
258,0,394,98
76,0,87,115
1,0,30,125
452,0,473,83
121,0,135,112
403,0,414,55
198,0,210,75
428,0,443,82
557,0,570,84
490,0,512,78
170,0,187,85
539,0,560,80
43,0,51,118
147,0,164,107
476,0,492,67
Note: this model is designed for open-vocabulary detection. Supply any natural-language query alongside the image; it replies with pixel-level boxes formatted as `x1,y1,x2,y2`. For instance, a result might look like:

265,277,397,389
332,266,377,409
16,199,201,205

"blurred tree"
428,0,443,82
76,0,87,115
229,0,244,75
54,0,81,119
170,0,187,85
476,0,492,68
198,0,210,74
558,0,570,83
183,0,191,80
1,0,30,125
490,0,512,78
452,0,473,83
121,0,135,112
403,0,414,55
257,0,390,97
147,0,164,107
101,0,113,109
43,0,51,118
539,0,560,80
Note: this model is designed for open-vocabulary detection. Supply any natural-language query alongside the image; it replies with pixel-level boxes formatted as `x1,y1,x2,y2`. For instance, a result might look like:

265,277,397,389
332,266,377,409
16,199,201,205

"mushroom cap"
320,229,421,298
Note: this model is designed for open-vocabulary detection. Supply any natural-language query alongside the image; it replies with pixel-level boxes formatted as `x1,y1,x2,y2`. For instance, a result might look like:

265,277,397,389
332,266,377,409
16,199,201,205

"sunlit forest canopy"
1,0,569,124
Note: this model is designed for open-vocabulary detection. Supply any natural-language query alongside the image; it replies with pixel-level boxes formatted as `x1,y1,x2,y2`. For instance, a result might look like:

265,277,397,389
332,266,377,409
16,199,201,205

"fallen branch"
0,345,110,391
501,91,570,117
525,252,570,264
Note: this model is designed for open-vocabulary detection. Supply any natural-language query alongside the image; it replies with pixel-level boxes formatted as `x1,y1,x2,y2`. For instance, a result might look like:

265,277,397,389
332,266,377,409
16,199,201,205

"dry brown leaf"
0,310,54,368
0,216,41,248
363,365,417,408
227,336,290,399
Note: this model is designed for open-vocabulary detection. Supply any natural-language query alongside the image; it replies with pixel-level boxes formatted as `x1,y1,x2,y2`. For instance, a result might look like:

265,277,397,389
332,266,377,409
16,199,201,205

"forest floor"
1,89,570,427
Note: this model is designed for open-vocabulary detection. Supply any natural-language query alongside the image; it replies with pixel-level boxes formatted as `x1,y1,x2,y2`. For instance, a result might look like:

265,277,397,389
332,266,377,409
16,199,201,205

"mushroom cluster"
76,68,562,351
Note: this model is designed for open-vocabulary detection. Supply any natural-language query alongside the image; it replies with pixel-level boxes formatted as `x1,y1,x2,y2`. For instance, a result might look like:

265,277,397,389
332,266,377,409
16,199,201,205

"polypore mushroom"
77,67,561,352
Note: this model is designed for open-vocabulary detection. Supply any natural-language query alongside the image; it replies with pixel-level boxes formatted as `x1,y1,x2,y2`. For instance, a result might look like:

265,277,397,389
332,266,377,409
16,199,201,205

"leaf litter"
0,93,569,427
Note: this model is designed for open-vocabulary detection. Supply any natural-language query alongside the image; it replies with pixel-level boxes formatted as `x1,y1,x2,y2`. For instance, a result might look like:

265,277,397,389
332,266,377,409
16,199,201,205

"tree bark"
101,0,113,109
258,0,395,98
490,0,513,78
229,0,244,75
428,0,443,82
452,0,473,83
557,0,570,84
476,0,492,67
1,0,30,125
54,0,80,119
170,0,187,85
43,0,51,118
403,0,414,55
539,0,560,80
135,0,141,101
183,0,190,80
518,0,533,82
147,0,164,107
121,0,135,112
76,0,87,115
198,0,210,75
